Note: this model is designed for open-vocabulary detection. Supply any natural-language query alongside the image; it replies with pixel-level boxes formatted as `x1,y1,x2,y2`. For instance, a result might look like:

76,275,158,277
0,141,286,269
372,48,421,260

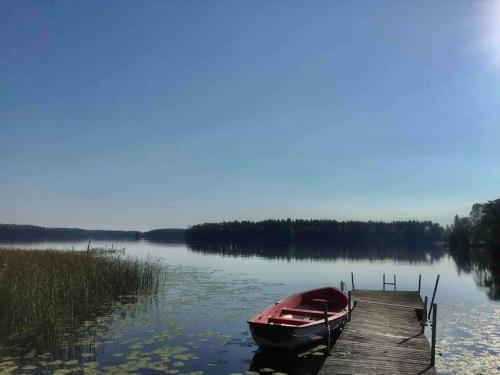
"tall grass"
0,249,164,348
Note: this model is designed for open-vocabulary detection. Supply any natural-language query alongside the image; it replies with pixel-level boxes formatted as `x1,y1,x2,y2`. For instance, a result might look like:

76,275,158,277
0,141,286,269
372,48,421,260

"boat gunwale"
247,286,348,328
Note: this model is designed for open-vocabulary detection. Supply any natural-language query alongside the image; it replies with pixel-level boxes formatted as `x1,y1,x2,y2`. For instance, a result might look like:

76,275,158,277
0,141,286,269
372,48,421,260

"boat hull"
248,286,349,351
249,311,346,351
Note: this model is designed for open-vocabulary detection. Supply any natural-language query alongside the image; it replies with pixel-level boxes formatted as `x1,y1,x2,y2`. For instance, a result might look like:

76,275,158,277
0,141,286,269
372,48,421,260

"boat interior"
249,288,348,327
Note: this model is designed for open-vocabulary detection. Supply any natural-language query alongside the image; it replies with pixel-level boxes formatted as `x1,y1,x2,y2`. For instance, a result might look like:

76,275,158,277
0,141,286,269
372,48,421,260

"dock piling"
422,296,428,333
431,303,437,366
351,272,355,290
418,274,422,293
428,274,440,319
347,290,352,321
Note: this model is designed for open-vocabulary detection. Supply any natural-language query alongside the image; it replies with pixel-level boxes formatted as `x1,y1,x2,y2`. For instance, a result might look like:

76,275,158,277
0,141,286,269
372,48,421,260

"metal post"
418,274,422,293
324,303,331,352
348,291,352,322
383,273,386,291
393,274,396,291
351,272,355,290
422,296,428,333
428,274,440,319
431,303,437,366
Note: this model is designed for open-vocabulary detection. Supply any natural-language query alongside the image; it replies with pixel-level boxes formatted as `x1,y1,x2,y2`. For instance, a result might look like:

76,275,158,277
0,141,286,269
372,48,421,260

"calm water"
0,241,499,375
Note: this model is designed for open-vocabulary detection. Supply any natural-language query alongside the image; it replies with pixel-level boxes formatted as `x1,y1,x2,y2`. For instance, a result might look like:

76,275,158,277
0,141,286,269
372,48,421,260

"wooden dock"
318,289,436,375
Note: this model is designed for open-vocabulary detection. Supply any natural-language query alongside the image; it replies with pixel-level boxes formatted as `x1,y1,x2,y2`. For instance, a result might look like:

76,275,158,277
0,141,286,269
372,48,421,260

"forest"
185,219,444,246
0,224,140,241
449,199,500,250
0,224,188,242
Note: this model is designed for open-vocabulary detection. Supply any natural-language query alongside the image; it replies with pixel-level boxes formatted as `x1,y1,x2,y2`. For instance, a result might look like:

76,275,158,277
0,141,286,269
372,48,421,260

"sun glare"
481,0,500,66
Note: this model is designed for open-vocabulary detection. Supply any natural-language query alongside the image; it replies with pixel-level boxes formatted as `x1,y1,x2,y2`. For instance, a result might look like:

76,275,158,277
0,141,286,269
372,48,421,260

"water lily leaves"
48,359,64,366
0,365,18,375
22,351,36,359
20,365,37,370
174,354,197,361
0,361,18,375
53,369,73,375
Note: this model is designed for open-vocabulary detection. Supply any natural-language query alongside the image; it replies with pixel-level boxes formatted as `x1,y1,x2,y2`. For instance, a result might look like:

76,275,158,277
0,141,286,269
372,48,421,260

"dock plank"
318,290,436,375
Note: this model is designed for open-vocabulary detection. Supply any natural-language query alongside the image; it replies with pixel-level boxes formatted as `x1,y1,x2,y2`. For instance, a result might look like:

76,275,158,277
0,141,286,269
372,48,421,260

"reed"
0,249,164,348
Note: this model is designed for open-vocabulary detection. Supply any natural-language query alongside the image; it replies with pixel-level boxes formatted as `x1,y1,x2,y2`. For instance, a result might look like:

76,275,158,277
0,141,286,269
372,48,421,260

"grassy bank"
0,249,164,348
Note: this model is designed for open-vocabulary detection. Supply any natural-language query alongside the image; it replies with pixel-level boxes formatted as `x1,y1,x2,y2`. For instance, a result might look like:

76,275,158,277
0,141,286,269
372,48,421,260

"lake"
0,240,498,375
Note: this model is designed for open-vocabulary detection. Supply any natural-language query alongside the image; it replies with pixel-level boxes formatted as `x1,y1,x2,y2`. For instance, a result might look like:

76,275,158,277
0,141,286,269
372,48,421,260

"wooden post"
383,273,385,291
393,274,396,291
431,303,437,366
351,272,355,290
324,303,331,352
418,274,422,293
348,291,352,322
422,296,428,333
428,274,440,319
340,281,344,292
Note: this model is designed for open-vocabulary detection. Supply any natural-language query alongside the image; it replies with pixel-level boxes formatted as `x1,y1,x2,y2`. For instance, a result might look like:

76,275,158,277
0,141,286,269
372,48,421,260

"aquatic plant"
0,249,164,348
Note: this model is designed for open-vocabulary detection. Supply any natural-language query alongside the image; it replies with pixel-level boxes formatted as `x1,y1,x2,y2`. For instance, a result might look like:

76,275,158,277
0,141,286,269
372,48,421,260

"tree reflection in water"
187,242,500,301
449,246,500,300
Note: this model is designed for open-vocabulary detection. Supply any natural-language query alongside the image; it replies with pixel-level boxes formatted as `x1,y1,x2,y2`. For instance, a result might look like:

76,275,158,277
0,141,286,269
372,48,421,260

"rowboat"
248,287,349,351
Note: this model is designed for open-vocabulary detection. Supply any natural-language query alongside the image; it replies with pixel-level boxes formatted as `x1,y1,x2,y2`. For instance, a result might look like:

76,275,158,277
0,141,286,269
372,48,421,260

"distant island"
185,219,445,246
0,224,186,242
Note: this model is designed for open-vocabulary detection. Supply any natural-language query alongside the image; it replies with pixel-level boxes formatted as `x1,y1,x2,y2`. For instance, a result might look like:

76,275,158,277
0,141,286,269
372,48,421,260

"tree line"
0,224,141,241
449,199,500,250
0,224,186,242
185,219,444,245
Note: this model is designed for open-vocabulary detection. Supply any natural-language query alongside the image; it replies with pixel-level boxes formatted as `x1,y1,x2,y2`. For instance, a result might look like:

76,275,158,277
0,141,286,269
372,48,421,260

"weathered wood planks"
318,290,436,375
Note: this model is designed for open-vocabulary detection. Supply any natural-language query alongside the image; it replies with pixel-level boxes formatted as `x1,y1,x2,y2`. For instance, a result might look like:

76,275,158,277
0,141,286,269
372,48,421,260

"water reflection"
187,242,446,263
249,347,327,375
247,330,345,375
449,247,500,300
187,243,500,302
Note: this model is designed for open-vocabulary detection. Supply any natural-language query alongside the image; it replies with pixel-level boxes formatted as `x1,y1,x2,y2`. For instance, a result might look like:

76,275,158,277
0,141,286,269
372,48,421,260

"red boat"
248,287,349,351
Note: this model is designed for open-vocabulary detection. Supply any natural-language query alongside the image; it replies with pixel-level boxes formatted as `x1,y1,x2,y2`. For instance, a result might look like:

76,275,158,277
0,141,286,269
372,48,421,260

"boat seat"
281,307,334,318
309,298,342,306
268,316,310,326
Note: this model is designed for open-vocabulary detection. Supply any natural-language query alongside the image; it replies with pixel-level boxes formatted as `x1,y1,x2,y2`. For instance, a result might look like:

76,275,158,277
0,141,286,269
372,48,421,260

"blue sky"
1,1,500,230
